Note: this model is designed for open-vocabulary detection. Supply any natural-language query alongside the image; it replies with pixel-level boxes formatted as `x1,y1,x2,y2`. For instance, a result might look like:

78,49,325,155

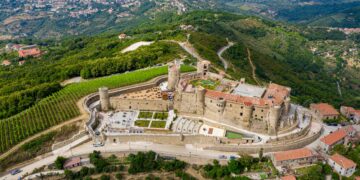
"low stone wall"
204,127,322,153
106,134,220,145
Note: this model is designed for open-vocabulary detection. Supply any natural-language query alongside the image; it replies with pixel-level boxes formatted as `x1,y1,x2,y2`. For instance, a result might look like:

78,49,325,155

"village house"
328,153,357,177
118,33,127,40
319,129,348,152
272,148,317,168
310,103,339,120
18,46,41,58
1,60,11,66
341,106,360,124
281,175,296,180
63,157,81,169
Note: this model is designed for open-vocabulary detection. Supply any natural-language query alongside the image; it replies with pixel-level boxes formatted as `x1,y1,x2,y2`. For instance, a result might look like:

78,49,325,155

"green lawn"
135,120,150,127
138,111,153,119
150,121,166,128
153,112,168,120
225,131,243,139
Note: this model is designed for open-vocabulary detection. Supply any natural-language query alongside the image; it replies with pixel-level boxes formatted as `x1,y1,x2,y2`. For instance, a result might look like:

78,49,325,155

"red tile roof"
274,148,314,162
64,157,81,168
355,176,360,180
282,175,296,180
320,129,347,146
263,83,291,105
311,103,339,116
330,153,356,169
18,48,41,58
1,60,11,66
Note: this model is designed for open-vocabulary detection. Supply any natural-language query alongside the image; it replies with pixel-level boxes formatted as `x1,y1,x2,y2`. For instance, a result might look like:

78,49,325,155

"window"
261,116,263,119
230,104,232,107
240,113,243,116
261,110,264,112
241,106,243,109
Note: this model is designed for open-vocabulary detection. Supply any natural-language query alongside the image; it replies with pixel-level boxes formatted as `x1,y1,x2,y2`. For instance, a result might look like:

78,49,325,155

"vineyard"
0,65,195,155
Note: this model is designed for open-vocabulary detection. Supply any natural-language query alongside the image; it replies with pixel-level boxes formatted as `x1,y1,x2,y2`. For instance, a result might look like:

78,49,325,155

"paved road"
1,142,239,180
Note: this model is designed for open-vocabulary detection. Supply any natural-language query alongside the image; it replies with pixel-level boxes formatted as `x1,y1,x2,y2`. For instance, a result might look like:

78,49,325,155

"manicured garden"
138,111,153,119
134,120,150,128
153,112,168,120
150,121,166,128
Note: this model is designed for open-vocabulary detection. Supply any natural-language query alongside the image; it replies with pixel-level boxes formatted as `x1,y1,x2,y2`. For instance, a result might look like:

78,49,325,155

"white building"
328,153,356,177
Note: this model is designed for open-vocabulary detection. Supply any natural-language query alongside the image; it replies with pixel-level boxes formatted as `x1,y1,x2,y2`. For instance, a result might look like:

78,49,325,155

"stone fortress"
109,60,292,135
84,60,322,153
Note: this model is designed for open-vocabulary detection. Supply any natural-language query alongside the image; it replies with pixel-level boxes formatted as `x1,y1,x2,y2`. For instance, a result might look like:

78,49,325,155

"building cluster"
1,44,42,67
310,103,360,124
272,125,360,178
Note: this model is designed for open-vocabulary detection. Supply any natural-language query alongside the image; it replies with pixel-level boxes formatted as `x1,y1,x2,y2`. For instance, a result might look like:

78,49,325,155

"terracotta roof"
330,153,356,169
320,129,347,146
18,48,41,58
274,148,314,162
1,60,11,66
355,176,360,180
311,103,339,116
205,90,272,106
282,175,296,180
63,157,81,168
263,83,291,105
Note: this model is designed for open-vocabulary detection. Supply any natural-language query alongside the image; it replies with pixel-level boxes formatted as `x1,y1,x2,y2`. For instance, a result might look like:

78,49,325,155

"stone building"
328,153,356,177
173,60,291,135
310,103,339,120
272,148,316,168
101,60,293,135
319,129,348,152
341,106,360,124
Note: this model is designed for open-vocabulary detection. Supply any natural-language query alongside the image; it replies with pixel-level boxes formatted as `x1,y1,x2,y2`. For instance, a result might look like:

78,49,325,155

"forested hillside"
137,11,360,108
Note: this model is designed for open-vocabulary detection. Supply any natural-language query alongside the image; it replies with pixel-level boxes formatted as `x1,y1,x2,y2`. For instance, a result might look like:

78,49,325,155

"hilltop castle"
107,60,292,135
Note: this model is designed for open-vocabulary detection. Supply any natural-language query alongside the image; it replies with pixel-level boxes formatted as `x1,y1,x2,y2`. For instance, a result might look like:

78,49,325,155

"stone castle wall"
111,99,168,111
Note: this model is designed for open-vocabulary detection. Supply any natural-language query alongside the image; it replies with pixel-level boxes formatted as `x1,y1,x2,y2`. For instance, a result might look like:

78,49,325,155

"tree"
100,175,110,180
115,173,123,180
54,156,67,169
228,159,243,174
259,148,264,161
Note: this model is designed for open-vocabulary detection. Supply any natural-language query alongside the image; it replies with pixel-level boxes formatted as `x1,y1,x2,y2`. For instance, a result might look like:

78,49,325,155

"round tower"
268,105,281,135
167,60,180,91
196,86,206,115
99,87,110,111
242,103,253,128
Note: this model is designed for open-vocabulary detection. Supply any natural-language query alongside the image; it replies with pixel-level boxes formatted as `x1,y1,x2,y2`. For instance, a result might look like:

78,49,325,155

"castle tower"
196,86,206,115
197,60,211,77
99,87,110,111
284,97,291,115
216,98,226,120
167,60,180,91
268,105,281,135
242,103,253,128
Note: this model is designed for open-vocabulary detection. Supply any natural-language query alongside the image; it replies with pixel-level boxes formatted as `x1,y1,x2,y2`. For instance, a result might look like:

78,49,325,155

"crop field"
0,65,195,155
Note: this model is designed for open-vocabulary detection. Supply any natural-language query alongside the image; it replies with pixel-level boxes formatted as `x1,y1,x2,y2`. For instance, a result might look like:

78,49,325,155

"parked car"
93,142,104,147
218,155,227,159
9,168,22,175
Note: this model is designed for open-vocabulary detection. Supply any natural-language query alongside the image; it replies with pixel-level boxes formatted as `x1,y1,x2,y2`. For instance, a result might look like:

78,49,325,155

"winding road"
217,41,235,70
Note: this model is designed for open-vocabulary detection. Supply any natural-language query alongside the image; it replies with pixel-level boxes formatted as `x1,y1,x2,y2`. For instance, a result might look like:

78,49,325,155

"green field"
190,79,220,90
225,131,243,139
135,120,151,127
0,65,195,155
150,121,166,128
138,111,153,119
